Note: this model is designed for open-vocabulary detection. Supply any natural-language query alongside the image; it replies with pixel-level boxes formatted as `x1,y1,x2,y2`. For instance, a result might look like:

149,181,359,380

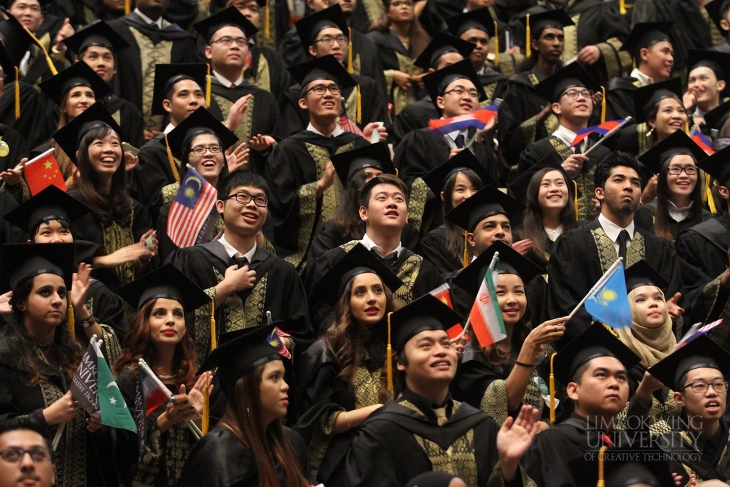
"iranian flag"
138,359,172,415
468,253,506,347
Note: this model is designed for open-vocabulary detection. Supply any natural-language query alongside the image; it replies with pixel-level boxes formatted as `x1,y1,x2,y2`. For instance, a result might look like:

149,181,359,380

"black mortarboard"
311,243,403,305
624,259,669,292
443,185,523,232
633,77,683,124
295,4,348,48
422,59,485,113
698,143,730,185
445,7,495,38
331,142,395,184
0,40,15,79
620,22,673,59
39,61,112,107
166,106,238,161
116,263,210,311
702,99,730,132
687,49,730,84
535,62,601,103
705,0,730,38
604,454,675,487
0,7,36,64
422,149,497,195
288,54,357,91
452,241,545,297
518,9,574,39
193,6,259,41
0,243,74,293
389,294,462,352
637,130,707,175
52,101,125,165
62,20,130,56
150,63,208,116
413,32,476,70
4,185,90,234
553,324,640,386
508,153,579,203
649,334,730,391
197,324,281,395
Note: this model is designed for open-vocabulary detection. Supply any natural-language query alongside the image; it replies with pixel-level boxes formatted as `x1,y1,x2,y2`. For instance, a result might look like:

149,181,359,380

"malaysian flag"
167,166,217,248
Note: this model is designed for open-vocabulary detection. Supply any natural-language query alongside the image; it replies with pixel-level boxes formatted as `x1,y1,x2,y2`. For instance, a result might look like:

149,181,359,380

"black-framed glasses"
683,381,729,394
314,35,348,46
667,166,698,176
0,447,50,463
211,36,248,47
190,145,223,155
443,86,482,100
222,191,268,207
562,89,593,99
306,84,341,96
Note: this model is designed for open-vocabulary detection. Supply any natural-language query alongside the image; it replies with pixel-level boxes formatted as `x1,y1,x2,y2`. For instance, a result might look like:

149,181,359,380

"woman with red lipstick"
114,264,213,487
296,244,401,485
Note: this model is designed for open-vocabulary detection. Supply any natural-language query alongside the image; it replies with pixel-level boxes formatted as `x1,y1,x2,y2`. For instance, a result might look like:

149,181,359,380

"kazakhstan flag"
584,263,633,329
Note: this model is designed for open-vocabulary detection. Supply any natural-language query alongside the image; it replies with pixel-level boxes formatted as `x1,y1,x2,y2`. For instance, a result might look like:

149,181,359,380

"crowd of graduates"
1,0,730,486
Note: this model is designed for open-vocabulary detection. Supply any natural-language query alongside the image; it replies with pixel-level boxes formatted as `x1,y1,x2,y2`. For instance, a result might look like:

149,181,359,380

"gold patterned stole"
561,14,581,63
527,73,559,135
392,52,422,115
254,4,278,51
407,178,429,233
307,142,350,229
212,92,254,150
590,226,645,273
247,53,271,94
130,27,172,132
361,0,385,26
479,82,498,108
345,88,358,125
102,208,136,286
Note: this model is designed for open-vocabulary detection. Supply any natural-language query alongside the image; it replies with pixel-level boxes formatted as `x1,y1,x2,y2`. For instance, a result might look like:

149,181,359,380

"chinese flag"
24,150,67,196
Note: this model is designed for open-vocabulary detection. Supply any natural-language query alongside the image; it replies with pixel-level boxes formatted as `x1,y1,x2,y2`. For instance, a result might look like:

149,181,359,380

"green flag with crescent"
93,338,136,432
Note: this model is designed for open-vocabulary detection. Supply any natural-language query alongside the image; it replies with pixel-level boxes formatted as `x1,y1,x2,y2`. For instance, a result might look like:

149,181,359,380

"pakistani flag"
92,339,137,432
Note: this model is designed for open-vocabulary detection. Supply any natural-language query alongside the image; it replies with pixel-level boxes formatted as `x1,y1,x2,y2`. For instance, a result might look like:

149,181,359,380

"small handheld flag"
429,106,499,138
429,284,464,339
267,326,292,359
94,338,136,432
167,166,218,248
468,252,506,347
583,261,632,329
23,149,67,195
676,318,723,349
571,120,622,147
689,128,715,155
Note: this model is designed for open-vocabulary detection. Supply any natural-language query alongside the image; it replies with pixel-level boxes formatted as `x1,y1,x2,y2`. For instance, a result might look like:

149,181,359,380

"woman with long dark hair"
178,325,309,487
114,264,213,487
296,244,401,485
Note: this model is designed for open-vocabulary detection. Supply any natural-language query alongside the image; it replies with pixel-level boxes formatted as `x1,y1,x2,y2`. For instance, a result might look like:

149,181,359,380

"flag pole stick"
457,317,471,340
583,117,632,156
22,148,55,168
52,423,65,451
567,258,623,320
459,251,500,339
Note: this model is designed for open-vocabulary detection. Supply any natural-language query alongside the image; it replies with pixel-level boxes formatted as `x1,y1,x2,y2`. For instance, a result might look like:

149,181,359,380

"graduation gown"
418,225,472,277
245,45,293,102
547,218,684,343
346,388,533,487
660,417,730,484
131,134,178,223
0,123,29,173
393,97,437,146
263,130,369,272
166,241,314,363
0,188,24,245
100,93,145,149
605,76,643,122
634,200,714,241
177,426,309,487
675,214,730,281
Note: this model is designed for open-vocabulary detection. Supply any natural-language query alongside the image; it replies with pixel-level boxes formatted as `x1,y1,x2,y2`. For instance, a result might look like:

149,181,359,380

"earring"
646,127,654,137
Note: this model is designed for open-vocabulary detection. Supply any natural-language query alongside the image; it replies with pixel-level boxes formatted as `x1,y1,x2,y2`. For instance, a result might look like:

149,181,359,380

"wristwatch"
78,316,98,329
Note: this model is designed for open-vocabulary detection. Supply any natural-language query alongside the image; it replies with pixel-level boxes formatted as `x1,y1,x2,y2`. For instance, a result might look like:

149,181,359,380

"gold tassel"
205,64,212,108
348,27,354,74
601,86,606,124
549,352,557,423
14,67,19,120
632,58,637,71
572,180,579,218
386,312,394,392
164,133,181,183
685,122,690,135
202,385,210,434
706,176,718,214
493,21,499,67
619,0,626,15
596,445,608,487
525,13,531,58
265,0,271,39
67,304,75,341
125,0,131,14
356,85,361,124
210,298,217,351
462,231,469,268
21,24,57,75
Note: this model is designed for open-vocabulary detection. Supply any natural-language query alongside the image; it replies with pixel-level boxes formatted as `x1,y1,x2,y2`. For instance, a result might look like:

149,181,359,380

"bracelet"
77,315,98,329
345,411,352,429
514,361,536,368
51,45,66,54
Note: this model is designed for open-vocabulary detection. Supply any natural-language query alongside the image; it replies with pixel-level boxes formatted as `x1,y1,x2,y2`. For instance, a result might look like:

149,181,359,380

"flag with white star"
93,338,136,432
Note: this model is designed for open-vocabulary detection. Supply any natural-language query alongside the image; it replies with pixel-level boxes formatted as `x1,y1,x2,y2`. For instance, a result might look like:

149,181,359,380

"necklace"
157,372,176,379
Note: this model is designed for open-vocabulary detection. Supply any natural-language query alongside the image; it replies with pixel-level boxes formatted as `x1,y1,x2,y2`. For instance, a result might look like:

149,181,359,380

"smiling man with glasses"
0,417,55,487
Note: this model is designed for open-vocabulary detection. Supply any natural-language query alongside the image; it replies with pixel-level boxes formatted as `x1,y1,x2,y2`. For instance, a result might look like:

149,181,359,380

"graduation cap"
4,185,91,235
0,243,75,293
637,130,707,175
116,263,210,311
39,62,112,107
388,294,462,352
62,20,130,56
421,149,497,196
413,32,476,70
331,142,395,184
702,99,730,134
295,4,348,48
604,457,675,487
150,63,209,116
0,7,37,65
193,6,259,41
624,259,669,293
619,22,673,60
445,7,495,38
443,185,523,232
52,101,125,165
311,243,403,305
698,143,730,186
288,54,357,92
687,49,730,85
422,59,485,114
518,9,574,57
633,77,683,124
508,153,579,206
535,62,601,103
648,334,730,391
165,106,238,161
705,0,730,38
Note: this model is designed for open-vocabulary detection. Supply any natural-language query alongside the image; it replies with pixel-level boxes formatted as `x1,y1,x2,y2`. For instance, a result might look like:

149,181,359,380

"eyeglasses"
562,89,593,99
667,166,698,176
443,86,482,100
0,447,50,463
314,35,348,46
683,381,729,394
222,191,268,207
190,145,223,155
211,36,248,47
391,1,414,6
306,84,341,96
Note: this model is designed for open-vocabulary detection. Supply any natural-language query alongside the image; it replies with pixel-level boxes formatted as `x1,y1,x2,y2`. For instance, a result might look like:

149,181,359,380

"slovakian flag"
167,166,217,248
138,359,173,415
468,254,506,347
429,106,499,137
23,148,67,195
690,131,715,155
267,326,292,359
676,318,723,349
584,263,632,329
571,120,622,147
429,284,463,339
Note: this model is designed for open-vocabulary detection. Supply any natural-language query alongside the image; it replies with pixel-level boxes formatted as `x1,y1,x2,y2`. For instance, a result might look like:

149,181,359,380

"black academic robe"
675,214,730,281
605,76,643,122
177,426,309,487
660,416,730,484
0,188,23,245
547,218,684,344
393,97,437,146
418,225,473,277
245,45,293,102
100,93,145,149
346,388,530,487
0,80,52,149
166,241,314,363
634,200,714,241
711,37,730,54
0,123,29,173
83,278,128,344
263,130,369,272
131,134,177,224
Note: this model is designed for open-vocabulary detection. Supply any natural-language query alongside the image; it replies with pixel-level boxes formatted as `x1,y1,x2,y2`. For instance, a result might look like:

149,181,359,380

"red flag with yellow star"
24,148,67,195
